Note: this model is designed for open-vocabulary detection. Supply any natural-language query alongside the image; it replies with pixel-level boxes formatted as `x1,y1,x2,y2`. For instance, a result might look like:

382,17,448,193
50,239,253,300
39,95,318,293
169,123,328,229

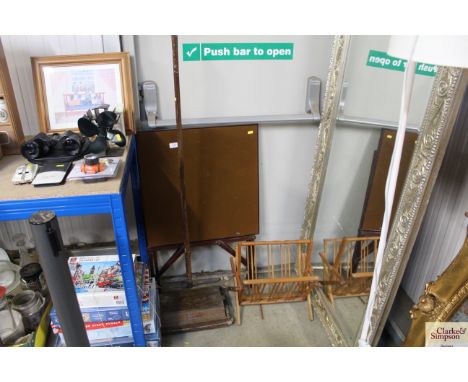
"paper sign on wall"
183,43,294,61
366,49,437,77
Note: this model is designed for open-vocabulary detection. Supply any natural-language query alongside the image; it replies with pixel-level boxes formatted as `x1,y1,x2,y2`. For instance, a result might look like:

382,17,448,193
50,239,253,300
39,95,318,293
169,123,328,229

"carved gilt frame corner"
404,226,468,346
366,67,467,346
301,35,350,241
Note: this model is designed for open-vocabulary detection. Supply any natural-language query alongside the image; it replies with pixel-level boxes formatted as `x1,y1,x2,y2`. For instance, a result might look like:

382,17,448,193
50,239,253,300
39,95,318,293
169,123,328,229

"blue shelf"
0,137,149,346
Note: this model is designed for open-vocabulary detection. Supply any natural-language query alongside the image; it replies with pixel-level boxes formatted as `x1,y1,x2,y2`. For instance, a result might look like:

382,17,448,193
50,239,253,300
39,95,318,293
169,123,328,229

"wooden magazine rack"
230,239,319,324
320,236,379,303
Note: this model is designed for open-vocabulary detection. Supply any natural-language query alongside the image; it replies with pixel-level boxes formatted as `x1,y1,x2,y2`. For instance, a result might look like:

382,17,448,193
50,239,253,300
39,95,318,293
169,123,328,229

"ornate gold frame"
404,220,468,347
303,35,467,346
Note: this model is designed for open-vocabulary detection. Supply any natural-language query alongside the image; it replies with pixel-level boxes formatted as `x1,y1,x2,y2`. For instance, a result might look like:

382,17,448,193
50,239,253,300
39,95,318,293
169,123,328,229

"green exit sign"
183,43,294,61
367,49,437,77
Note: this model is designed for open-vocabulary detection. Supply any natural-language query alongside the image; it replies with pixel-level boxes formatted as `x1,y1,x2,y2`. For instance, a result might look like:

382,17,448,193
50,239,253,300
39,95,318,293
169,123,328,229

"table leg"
130,139,149,264
110,193,145,347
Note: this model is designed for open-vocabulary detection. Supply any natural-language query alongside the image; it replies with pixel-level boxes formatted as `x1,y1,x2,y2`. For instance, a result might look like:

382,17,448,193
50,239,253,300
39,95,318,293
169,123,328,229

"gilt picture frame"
404,219,468,346
31,52,134,134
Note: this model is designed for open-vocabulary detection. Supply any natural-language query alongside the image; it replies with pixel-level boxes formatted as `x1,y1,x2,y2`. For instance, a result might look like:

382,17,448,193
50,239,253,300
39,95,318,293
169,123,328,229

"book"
50,299,151,326
68,255,125,293
53,320,151,341
67,254,145,309
54,327,161,347
90,327,161,347
54,278,160,344
32,162,72,187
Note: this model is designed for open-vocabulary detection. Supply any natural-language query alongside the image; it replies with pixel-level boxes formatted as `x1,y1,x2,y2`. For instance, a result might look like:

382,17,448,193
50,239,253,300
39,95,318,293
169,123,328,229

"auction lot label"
183,43,294,61
425,322,468,347
367,49,437,77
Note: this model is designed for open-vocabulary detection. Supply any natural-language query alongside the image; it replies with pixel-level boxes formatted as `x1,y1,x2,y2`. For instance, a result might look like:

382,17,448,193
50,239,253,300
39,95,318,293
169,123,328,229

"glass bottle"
12,233,33,268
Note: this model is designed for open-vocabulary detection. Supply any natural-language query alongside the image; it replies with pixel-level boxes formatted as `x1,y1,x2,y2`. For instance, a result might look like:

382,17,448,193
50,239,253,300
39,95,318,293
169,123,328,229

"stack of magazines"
50,254,160,347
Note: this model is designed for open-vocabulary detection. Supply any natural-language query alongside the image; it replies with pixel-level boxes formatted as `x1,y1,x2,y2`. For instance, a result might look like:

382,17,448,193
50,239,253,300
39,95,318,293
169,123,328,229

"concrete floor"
160,272,369,347
162,296,333,346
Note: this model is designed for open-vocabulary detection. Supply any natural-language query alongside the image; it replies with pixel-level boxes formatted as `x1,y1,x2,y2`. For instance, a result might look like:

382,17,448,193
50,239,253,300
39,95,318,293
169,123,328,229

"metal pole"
172,36,193,287
29,211,90,347
138,114,419,133
171,35,193,286
138,113,321,130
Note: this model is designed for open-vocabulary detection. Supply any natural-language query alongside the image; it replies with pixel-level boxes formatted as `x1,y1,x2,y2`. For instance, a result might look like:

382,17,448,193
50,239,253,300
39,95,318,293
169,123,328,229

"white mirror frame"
302,35,466,346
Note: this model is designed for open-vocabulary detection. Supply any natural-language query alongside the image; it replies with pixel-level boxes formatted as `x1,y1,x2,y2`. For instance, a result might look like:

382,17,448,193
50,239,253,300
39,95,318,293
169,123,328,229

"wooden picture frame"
0,38,25,154
404,214,468,346
31,52,134,134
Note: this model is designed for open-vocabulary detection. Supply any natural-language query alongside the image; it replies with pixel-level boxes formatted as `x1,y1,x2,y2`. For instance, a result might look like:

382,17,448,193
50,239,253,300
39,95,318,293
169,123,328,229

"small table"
0,136,149,346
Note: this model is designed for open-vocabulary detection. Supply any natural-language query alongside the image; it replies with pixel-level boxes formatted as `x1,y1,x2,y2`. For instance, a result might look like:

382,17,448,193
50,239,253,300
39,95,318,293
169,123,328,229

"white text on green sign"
183,43,294,61
366,50,437,77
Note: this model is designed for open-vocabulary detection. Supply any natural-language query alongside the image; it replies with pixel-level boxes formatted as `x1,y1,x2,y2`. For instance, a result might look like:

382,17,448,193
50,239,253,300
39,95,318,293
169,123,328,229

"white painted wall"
133,35,333,119
131,35,332,274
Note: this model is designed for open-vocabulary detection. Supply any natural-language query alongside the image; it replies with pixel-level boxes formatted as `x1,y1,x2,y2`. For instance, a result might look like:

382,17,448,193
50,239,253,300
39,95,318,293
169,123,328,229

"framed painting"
31,52,134,134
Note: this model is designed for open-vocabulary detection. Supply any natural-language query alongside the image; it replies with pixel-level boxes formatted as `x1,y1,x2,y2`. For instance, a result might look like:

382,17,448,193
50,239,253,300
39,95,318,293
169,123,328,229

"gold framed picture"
31,52,134,134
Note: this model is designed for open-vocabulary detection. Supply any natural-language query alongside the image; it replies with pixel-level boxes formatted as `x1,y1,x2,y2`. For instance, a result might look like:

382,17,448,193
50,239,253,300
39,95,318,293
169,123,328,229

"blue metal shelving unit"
0,137,149,346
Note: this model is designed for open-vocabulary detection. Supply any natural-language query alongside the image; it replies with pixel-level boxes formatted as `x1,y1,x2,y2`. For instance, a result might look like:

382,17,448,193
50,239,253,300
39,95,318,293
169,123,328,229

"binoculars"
21,131,88,164
21,105,126,164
